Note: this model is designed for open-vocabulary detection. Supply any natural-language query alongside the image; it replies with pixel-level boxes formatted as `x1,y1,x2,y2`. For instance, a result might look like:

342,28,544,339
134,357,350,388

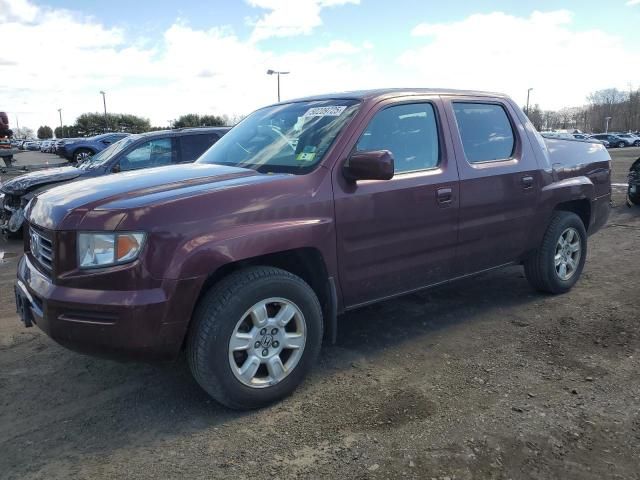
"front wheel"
73,148,93,163
187,266,323,409
618,141,626,148
628,185,640,206
524,211,587,294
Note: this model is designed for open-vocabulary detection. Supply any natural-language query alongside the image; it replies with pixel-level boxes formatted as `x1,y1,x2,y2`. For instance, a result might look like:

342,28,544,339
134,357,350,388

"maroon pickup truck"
15,89,611,409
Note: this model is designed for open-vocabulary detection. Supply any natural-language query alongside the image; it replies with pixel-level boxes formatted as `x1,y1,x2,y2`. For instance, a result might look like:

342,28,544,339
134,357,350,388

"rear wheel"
524,211,587,294
634,140,640,147
187,266,323,409
618,141,626,148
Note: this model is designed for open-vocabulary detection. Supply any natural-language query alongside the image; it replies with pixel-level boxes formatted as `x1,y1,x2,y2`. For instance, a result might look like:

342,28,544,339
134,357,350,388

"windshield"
197,99,360,174
78,136,139,170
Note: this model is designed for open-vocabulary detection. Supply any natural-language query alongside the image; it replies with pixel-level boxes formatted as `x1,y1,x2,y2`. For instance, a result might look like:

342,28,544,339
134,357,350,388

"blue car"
58,132,130,163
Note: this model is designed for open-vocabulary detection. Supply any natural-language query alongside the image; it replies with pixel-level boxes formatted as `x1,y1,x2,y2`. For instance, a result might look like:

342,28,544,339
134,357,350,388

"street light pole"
526,88,533,116
57,108,63,137
266,69,290,102
99,90,108,132
605,116,612,133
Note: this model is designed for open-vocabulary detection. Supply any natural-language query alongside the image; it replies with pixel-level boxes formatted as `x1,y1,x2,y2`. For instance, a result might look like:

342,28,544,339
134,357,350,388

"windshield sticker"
302,106,347,118
296,145,317,162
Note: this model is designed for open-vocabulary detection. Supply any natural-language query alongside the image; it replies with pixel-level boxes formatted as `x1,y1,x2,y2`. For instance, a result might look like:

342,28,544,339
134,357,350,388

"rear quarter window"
180,133,220,162
452,102,515,163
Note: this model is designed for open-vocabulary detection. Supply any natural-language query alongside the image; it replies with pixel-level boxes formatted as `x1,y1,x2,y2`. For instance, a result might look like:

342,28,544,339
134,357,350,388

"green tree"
37,125,53,139
54,125,81,138
173,114,226,128
75,112,151,136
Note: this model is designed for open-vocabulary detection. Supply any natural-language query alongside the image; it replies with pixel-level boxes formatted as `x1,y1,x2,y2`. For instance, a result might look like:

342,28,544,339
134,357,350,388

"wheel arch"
189,247,336,345
553,198,591,231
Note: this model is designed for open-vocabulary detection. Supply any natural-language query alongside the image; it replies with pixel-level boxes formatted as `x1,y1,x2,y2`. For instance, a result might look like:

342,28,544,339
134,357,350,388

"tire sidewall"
192,271,323,408
543,214,587,293
73,148,92,162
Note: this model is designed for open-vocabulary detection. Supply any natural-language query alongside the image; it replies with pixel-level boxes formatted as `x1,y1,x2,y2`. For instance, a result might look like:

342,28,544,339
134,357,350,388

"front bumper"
59,145,74,160
15,254,200,360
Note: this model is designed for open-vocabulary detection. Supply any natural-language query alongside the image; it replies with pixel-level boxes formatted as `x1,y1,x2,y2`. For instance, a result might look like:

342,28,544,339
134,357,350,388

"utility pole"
16,116,20,138
526,87,533,116
605,116,612,133
266,70,290,102
57,108,63,138
100,90,108,132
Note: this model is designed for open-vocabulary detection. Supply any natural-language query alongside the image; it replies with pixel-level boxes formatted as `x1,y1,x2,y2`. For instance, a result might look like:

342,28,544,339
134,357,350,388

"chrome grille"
30,227,54,273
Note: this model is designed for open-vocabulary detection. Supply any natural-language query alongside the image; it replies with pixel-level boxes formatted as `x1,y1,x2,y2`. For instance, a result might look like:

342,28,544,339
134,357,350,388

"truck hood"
27,163,274,230
0,166,83,195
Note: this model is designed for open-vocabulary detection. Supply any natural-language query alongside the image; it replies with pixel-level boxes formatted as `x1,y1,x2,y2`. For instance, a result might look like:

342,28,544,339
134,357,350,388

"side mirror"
111,163,121,173
343,150,394,182
102,140,112,145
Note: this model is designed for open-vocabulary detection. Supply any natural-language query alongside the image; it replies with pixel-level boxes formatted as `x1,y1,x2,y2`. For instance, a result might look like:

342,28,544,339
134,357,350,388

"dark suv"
1,127,230,235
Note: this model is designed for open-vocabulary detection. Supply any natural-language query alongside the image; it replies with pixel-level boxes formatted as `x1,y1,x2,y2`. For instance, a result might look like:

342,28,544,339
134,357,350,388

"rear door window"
452,103,515,163
179,133,220,163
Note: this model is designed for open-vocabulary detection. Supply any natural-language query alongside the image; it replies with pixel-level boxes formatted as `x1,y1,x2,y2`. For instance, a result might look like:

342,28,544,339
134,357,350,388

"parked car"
23,141,41,151
14,89,611,409
59,132,130,162
614,133,640,147
53,139,66,154
1,127,229,236
39,140,53,152
590,133,629,148
628,156,640,206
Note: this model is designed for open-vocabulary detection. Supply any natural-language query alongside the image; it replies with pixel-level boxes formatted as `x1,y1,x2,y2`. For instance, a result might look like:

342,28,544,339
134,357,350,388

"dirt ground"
1,149,639,480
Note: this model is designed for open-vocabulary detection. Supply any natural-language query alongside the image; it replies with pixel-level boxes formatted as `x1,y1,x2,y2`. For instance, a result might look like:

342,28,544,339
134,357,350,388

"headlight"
78,232,146,269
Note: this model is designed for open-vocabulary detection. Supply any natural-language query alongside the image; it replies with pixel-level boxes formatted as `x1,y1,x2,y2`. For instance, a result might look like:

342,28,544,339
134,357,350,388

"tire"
187,266,323,409
634,140,640,147
524,211,587,294
618,141,626,148
628,187,640,206
73,148,93,163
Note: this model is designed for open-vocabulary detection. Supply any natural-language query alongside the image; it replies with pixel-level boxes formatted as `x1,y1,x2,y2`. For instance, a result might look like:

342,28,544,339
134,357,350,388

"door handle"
436,187,453,205
521,176,534,189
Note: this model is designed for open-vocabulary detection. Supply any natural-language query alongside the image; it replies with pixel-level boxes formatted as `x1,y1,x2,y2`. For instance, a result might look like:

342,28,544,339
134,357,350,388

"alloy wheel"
228,297,307,388
554,227,581,281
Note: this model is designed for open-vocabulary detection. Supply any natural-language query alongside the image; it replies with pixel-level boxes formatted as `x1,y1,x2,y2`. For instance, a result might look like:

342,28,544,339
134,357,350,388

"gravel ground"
1,148,639,480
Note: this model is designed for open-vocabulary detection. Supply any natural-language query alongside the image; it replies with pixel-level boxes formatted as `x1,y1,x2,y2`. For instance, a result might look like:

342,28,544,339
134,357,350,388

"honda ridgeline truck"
15,89,611,409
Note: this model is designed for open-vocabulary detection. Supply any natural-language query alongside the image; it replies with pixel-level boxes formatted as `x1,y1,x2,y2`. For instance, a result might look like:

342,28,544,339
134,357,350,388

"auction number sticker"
303,106,347,117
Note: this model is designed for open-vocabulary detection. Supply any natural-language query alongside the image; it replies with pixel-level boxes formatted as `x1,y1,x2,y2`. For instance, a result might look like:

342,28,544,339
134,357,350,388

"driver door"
117,138,177,171
333,98,460,308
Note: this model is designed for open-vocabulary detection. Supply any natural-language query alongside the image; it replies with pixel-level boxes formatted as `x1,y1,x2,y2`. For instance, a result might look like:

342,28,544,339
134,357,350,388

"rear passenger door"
178,133,221,163
444,98,540,274
334,98,459,308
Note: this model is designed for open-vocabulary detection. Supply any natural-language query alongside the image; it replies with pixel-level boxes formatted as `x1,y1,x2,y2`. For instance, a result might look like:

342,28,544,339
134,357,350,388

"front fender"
158,217,336,281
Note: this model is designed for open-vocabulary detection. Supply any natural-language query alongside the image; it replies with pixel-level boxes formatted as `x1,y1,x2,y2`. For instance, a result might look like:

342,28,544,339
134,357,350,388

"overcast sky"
2,0,640,131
